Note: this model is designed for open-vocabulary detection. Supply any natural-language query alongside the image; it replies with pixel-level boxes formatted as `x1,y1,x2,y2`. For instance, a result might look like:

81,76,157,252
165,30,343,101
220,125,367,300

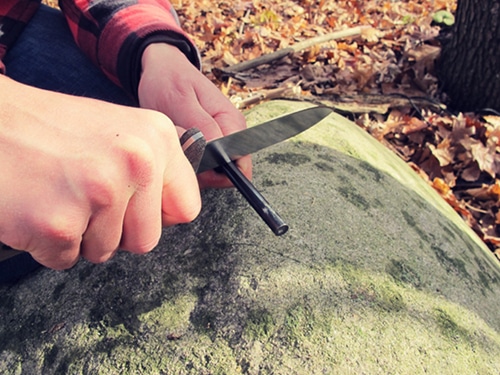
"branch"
290,26,369,52
214,26,368,77
230,84,298,109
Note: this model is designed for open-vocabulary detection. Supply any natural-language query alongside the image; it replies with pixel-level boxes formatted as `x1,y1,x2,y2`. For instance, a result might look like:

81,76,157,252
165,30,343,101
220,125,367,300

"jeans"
1,4,137,283
4,4,135,106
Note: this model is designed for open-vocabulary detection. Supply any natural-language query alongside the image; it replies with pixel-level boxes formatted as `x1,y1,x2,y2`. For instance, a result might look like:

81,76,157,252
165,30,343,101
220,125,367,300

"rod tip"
273,224,289,236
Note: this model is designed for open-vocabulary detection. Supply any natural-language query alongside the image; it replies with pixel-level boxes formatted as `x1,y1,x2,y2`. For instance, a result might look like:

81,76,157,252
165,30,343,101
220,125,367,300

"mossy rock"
1,100,500,374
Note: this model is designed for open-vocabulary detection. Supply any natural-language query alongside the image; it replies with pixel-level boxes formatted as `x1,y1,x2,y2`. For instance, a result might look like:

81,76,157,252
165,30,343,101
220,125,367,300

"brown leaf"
428,139,453,167
470,140,496,178
402,117,427,134
461,163,481,182
432,178,471,219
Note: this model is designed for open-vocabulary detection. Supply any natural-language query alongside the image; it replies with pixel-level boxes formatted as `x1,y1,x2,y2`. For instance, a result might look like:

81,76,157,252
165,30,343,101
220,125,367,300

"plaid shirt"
0,0,200,99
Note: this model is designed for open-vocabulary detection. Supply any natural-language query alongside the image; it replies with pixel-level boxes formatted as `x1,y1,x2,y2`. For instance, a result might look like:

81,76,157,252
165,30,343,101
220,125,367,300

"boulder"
1,100,500,374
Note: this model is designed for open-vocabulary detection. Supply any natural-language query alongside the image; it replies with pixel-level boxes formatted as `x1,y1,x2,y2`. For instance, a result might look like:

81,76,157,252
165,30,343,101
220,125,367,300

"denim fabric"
0,252,41,284
3,4,135,106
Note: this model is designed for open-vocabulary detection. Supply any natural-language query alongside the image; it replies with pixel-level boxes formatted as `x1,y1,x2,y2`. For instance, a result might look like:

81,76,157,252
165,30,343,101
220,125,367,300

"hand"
0,75,201,269
138,43,252,188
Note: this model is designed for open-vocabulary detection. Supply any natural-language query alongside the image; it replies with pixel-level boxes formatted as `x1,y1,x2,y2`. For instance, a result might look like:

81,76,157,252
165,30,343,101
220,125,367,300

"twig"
230,84,298,109
289,26,369,52
214,26,368,77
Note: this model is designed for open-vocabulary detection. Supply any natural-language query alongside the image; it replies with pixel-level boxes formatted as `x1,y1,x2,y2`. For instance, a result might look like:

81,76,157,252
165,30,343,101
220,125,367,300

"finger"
80,203,127,263
30,248,80,271
237,155,253,180
119,165,163,255
175,125,186,138
26,214,84,270
111,129,165,254
191,74,248,137
119,136,201,252
207,102,247,138
172,99,224,141
161,149,202,226
198,155,253,190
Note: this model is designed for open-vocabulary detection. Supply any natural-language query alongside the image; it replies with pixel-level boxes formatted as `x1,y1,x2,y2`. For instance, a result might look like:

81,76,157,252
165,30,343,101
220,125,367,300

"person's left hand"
138,43,252,189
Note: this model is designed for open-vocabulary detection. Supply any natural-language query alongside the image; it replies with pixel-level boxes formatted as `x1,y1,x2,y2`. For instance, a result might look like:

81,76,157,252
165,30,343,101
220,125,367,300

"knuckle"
81,169,119,209
38,218,82,248
142,110,177,144
115,136,157,188
113,111,181,189
29,217,82,271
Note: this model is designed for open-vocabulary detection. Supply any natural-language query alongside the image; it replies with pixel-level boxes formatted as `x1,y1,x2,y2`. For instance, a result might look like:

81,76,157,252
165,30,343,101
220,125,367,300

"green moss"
314,161,335,173
386,259,422,288
283,304,315,345
376,284,406,312
137,293,196,335
264,152,311,166
235,263,500,374
336,185,370,210
3,263,500,375
431,245,470,278
244,309,276,340
434,308,471,342
359,160,384,182
401,209,429,242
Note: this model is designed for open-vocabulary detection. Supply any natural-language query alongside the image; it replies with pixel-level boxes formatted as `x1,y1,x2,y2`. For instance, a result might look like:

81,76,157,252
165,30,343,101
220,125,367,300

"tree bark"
437,0,500,112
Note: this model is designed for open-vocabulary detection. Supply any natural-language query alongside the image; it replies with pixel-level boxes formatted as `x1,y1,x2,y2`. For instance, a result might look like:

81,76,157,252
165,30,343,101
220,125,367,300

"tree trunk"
437,0,500,112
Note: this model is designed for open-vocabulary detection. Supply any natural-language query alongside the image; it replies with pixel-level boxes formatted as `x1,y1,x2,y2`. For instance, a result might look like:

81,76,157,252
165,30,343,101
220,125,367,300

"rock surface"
1,100,500,374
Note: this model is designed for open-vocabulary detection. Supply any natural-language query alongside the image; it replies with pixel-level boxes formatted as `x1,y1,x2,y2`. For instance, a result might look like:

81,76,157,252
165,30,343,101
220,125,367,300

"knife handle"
220,161,289,236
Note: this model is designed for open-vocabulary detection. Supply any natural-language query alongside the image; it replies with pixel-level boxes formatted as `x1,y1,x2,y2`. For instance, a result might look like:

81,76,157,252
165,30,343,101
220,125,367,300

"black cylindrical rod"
220,161,288,236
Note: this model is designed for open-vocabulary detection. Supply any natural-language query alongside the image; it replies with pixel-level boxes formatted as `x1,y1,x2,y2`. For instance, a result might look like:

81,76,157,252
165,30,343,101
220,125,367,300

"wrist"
141,43,188,75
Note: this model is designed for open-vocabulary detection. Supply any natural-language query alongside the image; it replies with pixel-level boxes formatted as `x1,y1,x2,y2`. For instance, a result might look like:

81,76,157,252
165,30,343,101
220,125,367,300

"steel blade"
197,106,332,173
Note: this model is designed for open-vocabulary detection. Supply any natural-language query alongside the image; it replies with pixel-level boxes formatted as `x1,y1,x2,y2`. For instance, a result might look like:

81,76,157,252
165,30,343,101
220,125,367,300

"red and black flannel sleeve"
59,0,201,101
0,0,40,74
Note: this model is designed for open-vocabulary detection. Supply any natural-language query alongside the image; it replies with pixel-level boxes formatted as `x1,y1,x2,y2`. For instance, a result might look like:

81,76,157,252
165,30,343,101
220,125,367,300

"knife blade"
198,106,333,173
181,106,333,236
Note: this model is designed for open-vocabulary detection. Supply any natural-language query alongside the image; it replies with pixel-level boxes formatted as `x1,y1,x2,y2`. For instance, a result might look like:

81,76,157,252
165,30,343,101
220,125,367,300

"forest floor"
175,0,500,261
44,1,500,261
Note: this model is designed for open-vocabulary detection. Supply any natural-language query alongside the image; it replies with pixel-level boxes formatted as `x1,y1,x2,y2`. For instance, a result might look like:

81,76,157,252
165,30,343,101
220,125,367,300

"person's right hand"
0,75,201,270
